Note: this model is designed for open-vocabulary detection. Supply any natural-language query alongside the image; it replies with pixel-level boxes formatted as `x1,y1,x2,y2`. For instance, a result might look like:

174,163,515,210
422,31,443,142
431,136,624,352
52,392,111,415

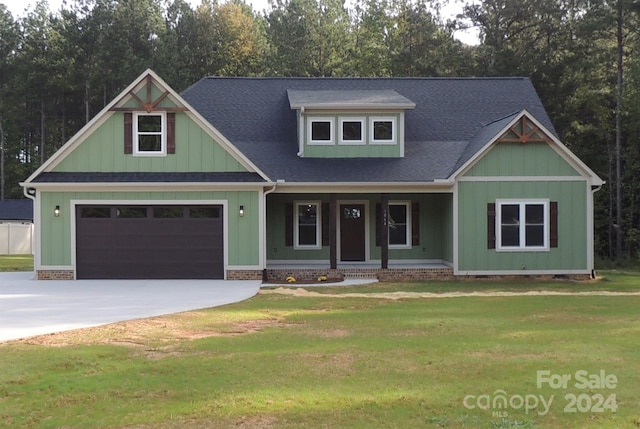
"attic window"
308,117,334,145
134,112,166,155
340,118,365,145
370,117,396,144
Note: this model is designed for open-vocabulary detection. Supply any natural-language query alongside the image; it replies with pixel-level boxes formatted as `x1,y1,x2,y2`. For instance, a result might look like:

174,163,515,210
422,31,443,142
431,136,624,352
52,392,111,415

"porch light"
239,205,245,217
54,205,60,217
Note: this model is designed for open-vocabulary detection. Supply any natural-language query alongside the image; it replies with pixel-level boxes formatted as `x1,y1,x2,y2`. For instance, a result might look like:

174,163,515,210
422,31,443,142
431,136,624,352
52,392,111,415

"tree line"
0,0,638,260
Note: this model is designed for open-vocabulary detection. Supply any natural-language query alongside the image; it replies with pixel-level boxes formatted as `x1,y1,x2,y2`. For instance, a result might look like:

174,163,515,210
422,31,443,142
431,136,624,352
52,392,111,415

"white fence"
0,223,34,255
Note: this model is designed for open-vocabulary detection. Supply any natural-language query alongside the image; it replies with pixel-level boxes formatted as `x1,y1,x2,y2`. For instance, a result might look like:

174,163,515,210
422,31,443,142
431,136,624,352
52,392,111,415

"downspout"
23,185,37,279
262,182,279,281
590,182,604,279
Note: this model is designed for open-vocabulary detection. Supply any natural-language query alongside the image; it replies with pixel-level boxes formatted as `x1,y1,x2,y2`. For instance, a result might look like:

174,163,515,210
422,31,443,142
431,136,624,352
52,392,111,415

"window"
295,202,321,249
308,117,334,145
339,118,365,145
496,200,548,250
388,202,410,248
370,117,396,144
134,112,166,155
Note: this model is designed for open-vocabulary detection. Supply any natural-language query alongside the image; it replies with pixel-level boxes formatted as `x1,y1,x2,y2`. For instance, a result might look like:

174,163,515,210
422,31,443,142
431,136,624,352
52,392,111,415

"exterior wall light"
239,205,245,217
54,205,60,217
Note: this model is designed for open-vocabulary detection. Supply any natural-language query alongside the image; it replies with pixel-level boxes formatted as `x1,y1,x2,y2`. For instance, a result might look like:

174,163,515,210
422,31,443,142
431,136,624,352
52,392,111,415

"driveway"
0,272,261,343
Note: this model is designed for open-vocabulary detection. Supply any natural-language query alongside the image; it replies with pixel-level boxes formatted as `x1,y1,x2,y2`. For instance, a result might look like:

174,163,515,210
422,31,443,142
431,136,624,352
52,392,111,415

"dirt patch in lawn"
14,314,288,348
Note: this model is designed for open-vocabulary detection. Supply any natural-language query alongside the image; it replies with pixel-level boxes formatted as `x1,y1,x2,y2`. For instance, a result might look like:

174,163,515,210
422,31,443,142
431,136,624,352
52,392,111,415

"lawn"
0,254,33,271
1,272,640,428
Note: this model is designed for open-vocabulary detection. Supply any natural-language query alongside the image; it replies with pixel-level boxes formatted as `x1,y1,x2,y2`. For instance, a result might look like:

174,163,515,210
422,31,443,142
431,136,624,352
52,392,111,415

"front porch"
265,262,453,282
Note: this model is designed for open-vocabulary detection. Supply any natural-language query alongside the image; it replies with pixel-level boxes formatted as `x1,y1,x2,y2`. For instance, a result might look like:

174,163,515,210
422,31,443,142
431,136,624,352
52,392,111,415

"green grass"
2,278,640,428
0,254,33,271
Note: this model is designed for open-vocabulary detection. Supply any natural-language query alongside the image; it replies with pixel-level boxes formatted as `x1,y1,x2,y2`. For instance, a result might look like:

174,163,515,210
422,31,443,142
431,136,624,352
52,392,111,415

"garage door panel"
76,205,224,279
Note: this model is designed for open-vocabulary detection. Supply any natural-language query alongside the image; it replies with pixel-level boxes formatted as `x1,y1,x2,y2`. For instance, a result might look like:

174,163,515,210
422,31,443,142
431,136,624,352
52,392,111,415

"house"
21,70,603,280
0,199,34,255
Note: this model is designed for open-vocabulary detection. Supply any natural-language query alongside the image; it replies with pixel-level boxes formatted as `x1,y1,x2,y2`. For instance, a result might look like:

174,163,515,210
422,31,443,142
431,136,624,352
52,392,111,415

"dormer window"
340,118,365,145
309,117,334,145
371,117,396,144
134,112,166,156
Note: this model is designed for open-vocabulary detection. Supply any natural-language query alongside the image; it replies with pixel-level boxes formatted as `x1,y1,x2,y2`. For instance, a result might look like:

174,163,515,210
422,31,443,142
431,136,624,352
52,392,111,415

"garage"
76,205,224,279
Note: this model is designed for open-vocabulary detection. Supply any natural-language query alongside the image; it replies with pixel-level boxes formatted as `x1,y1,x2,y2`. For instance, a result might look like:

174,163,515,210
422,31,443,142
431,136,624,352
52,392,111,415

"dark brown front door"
340,203,366,261
76,205,224,279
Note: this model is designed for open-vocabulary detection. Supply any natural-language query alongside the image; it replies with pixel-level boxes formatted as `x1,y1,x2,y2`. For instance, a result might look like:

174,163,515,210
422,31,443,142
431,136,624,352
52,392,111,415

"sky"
0,0,479,45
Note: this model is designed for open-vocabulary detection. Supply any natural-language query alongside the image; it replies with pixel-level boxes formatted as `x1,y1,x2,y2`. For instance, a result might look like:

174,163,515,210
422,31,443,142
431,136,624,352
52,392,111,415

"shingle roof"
181,77,555,183
287,89,416,109
0,199,33,221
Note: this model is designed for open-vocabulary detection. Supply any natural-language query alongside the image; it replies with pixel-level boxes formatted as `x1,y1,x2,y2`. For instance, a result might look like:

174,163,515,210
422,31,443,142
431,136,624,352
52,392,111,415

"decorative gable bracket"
110,74,187,113
497,116,551,144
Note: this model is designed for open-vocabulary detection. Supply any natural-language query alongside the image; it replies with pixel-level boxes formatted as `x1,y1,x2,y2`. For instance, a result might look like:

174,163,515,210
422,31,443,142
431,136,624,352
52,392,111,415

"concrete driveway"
0,272,261,343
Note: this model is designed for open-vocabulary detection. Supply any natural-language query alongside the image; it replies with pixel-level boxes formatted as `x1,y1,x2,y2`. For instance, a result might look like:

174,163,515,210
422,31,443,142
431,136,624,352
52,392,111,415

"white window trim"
307,117,335,145
496,199,549,252
294,201,322,250
339,117,366,145
133,111,167,156
369,116,397,145
388,201,411,249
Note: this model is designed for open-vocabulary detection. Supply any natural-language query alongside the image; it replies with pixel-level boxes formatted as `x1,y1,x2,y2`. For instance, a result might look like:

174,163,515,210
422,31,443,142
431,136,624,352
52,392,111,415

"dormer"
287,89,415,158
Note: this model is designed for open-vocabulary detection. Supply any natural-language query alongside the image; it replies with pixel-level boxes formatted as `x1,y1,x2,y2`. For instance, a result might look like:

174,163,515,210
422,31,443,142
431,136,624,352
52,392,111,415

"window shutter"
167,112,176,154
285,203,293,247
375,203,381,246
412,202,420,246
124,112,133,154
322,202,330,246
487,202,496,249
550,201,558,248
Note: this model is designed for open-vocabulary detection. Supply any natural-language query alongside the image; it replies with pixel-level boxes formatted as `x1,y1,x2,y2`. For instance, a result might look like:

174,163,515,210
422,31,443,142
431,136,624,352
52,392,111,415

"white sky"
0,0,479,45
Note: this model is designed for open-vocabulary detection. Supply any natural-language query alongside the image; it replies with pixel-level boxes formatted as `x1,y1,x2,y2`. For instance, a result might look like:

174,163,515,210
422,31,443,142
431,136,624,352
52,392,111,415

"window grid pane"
388,203,408,246
311,122,331,141
297,204,318,246
342,121,362,141
499,202,547,249
373,121,393,140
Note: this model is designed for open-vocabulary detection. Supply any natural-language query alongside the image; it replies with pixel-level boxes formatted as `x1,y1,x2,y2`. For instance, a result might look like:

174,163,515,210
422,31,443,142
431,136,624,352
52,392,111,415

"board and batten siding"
38,191,260,268
52,112,248,173
457,180,589,273
465,141,581,177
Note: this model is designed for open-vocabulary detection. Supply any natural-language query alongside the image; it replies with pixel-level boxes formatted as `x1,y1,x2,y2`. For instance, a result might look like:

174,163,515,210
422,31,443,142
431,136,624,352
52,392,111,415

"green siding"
53,112,248,173
266,193,452,263
457,180,589,272
466,142,581,177
39,190,261,268
302,113,402,158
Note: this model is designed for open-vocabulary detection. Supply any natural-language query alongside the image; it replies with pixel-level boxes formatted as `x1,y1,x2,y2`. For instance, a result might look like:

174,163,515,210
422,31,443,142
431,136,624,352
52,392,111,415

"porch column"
330,193,337,269
381,193,389,269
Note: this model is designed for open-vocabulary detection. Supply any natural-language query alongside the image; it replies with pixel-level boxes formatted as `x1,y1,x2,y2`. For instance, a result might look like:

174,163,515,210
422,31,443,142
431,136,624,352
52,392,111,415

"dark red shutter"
550,201,558,248
285,203,293,247
411,202,420,246
167,112,176,154
322,202,330,246
124,112,133,154
488,202,496,249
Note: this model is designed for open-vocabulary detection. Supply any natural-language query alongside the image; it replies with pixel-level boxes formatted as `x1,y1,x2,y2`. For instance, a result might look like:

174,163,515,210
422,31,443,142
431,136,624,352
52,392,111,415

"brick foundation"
266,267,455,282
37,270,75,280
226,270,263,280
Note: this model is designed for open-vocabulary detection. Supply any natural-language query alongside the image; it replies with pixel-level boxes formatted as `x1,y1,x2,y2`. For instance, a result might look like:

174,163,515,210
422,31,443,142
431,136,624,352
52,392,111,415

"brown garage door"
76,205,224,279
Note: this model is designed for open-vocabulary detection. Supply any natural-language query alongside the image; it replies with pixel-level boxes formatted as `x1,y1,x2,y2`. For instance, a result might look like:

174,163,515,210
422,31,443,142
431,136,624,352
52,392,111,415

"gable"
464,141,581,177
24,70,269,184
454,111,603,185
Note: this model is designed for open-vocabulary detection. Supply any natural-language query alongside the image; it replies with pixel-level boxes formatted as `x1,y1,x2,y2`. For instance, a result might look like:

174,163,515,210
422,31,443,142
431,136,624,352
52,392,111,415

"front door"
340,203,366,261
